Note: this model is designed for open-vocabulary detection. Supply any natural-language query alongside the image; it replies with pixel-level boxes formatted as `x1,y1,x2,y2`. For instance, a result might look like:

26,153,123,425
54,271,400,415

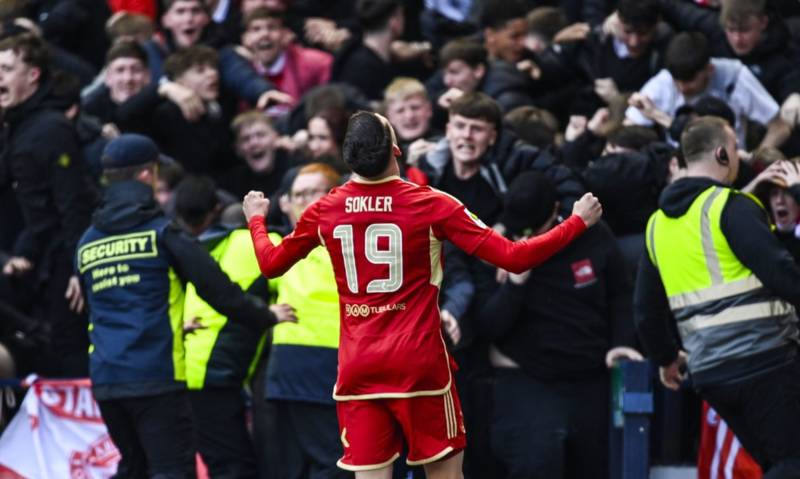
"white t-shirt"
625,58,779,145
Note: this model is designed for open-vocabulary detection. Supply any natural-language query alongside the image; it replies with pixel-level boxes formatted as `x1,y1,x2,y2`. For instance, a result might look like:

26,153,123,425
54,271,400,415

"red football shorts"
335,385,467,471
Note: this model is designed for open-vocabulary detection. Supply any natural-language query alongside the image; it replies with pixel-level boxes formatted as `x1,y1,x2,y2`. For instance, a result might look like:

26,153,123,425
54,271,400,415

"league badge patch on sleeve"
465,209,487,229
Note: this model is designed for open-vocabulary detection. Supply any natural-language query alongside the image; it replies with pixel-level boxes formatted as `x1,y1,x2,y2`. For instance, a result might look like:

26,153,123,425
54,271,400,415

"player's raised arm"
441,193,602,274
244,190,321,277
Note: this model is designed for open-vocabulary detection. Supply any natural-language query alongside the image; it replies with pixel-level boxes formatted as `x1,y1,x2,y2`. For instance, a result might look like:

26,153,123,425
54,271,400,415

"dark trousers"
261,399,352,479
1,253,88,377
188,387,257,479
98,390,196,479
699,359,800,479
46,254,89,377
490,369,609,479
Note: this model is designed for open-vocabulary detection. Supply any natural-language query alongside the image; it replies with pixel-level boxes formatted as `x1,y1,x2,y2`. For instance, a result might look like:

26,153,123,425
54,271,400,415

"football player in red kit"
243,111,603,479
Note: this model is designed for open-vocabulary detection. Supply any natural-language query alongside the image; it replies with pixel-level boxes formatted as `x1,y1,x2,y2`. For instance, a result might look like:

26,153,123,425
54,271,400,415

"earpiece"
716,147,729,166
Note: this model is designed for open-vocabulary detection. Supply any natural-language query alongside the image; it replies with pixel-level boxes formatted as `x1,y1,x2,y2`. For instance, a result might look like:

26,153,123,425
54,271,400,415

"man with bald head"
636,116,800,478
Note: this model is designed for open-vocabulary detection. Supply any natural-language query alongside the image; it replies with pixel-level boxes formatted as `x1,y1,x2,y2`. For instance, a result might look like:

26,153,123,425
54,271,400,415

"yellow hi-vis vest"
183,230,276,389
270,245,340,349
646,186,794,374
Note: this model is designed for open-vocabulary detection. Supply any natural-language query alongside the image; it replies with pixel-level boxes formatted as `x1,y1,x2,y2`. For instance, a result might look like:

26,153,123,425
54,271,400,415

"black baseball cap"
101,134,172,169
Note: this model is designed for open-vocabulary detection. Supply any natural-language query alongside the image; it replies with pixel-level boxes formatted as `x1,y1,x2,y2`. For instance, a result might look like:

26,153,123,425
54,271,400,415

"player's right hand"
270,303,297,324
572,193,602,227
243,191,270,223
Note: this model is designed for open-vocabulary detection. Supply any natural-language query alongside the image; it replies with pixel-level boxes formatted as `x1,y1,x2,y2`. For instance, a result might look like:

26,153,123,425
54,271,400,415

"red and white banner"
698,401,762,479
0,378,120,479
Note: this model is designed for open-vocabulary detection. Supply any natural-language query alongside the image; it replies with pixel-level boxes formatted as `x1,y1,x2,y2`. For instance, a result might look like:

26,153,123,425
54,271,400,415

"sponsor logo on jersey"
344,302,407,317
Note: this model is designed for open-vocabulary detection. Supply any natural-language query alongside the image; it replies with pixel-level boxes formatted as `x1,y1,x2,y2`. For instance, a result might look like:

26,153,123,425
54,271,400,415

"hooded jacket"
634,177,800,386
581,143,673,236
1,76,96,270
79,180,276,399
476,221,634,381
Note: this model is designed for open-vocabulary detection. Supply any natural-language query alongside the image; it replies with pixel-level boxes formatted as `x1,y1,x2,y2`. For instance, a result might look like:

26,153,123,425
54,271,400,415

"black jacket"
635,177,800,385
30,0,111,70
548,25,671,94
476,221,634,381
480,60,537,112
332,37,431,101
82,86,121,126
332,39,394,101
1,78,96,267
218,151,292,200
580,143,673,236
151,100,235,176
83,83,176,138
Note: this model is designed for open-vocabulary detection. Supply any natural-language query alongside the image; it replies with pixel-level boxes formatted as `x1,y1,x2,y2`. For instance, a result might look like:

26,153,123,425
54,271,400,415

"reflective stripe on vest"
647,187,760,301
183,230,266,389
270,245,340,349
79,217,186,385
646,186,795,373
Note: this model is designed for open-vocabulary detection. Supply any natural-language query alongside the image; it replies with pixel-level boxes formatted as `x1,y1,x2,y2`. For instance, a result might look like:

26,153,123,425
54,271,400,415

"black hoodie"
634,176,800,385
1,77,96,269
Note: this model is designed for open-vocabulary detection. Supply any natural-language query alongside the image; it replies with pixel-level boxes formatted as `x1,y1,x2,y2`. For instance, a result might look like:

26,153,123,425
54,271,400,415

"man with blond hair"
220,110,291,199
384,77,434,144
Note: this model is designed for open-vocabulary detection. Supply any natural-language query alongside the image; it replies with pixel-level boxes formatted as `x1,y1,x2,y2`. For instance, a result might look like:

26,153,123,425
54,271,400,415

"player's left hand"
243,191,270,223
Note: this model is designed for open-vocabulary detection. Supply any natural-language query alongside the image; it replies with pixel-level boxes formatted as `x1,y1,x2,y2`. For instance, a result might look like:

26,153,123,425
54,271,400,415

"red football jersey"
249,176,587,399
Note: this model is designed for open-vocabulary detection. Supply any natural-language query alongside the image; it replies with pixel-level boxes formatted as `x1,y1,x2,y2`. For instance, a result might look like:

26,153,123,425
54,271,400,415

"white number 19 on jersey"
333,223,403,294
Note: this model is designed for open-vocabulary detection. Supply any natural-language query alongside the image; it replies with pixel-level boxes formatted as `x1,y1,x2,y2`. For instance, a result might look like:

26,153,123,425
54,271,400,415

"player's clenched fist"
572,193,603,227
243,190,270,223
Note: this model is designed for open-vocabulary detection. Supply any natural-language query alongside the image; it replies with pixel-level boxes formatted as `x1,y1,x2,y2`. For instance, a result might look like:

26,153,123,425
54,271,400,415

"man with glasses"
258,163,353,478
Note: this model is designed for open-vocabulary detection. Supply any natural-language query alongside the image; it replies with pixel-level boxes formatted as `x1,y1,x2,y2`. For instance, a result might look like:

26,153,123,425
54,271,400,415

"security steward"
76,134,295,478
175,176,292,479
635,116,800,479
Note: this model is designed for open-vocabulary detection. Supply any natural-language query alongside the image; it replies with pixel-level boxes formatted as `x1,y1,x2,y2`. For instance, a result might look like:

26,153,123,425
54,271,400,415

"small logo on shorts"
341,428,350,448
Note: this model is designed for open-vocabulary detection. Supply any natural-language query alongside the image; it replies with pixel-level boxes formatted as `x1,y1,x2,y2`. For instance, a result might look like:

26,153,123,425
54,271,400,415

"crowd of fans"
3,0,800,477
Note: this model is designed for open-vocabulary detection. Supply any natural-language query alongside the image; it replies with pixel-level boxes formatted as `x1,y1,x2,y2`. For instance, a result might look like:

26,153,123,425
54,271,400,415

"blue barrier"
610,360,654,479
